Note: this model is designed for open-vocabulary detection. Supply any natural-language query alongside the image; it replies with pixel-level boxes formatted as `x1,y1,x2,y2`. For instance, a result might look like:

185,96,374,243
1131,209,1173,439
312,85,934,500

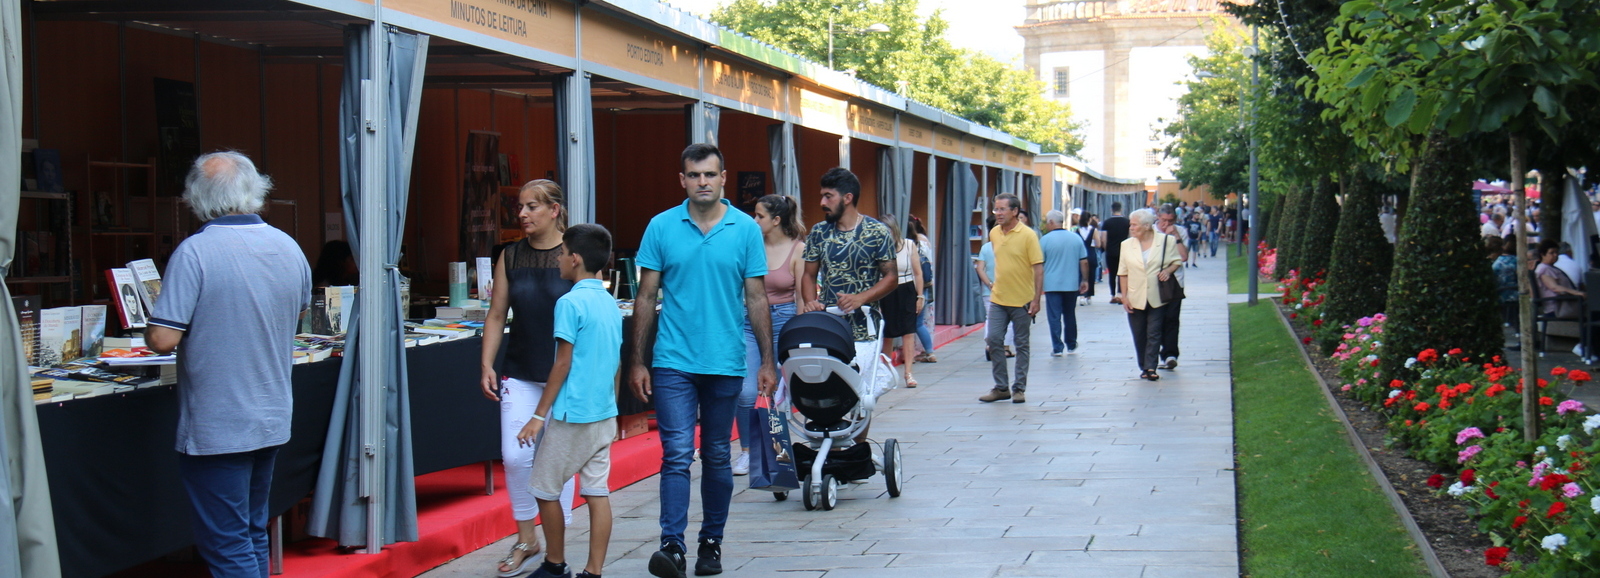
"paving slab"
419,249,1238,577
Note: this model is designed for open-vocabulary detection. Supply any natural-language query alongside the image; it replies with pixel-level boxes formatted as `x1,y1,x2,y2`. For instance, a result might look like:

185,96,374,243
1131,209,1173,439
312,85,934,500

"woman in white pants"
480,180,577,577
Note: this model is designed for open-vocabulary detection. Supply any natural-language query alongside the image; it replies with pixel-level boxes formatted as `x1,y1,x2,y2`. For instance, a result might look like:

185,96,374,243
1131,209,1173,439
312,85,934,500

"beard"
823,203,843,224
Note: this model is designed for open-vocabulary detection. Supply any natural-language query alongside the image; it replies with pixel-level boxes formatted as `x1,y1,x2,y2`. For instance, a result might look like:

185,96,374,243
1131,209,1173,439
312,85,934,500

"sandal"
497,542,539,577
905,375,918,388
1142,370,1161,381
915,353,938,363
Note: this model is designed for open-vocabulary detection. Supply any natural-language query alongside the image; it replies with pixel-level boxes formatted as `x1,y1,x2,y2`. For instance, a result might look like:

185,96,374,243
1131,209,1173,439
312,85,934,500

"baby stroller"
774,306,905,510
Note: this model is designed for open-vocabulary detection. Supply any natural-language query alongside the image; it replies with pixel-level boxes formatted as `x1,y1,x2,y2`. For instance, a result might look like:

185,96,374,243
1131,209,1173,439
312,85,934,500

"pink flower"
1557,400,1586,415
1341,384,1353,391
1456,427,1485,445
1358,317,1373,327
1458,445,1483,463
1563,483,1584,498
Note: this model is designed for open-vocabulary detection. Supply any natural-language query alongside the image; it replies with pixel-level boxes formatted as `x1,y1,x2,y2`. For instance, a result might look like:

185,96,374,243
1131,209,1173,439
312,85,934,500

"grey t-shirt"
150,214,311,455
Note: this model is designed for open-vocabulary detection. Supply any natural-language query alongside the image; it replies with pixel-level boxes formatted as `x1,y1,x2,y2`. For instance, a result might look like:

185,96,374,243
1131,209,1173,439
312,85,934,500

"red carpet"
111,328,985,578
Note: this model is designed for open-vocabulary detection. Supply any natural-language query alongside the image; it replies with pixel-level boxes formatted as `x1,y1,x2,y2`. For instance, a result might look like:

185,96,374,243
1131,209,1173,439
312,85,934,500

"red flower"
1548,501,1567,518
1370,359,1380,368
1414,402,1431,412
1513,515,1528,528
1540,396,1555,406
1486,481,1500,499
1426,474,1445,488
1302,337,1312,345
1485,546,1510,567
1390,379,1405,389
1571,370,1592,382
1552,367,1569,377
1461,469,1476,485
1417,349,1439,363
1540,473,1572,491
1313,319,1324,327
1485,384,1506,397
1538,378,1549,388
1289,312,1298,319
1448,348,1463,356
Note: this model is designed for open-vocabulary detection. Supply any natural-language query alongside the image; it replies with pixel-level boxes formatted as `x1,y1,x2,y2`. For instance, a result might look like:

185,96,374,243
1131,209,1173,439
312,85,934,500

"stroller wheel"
820,474,839,510
773,491,788,501
801,475,818,511
883,438,903,498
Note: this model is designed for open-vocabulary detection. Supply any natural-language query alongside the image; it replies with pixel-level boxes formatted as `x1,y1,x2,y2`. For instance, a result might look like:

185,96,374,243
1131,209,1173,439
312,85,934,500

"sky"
664,0,1029,65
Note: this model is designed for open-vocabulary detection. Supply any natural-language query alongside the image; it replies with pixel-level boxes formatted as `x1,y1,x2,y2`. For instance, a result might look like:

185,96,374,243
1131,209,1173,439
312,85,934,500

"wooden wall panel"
850,139,881,221
31,21,124,192
717,111,777,211
197,41,262,158
594,110,685,252
796,125,837,229
407,88,463,294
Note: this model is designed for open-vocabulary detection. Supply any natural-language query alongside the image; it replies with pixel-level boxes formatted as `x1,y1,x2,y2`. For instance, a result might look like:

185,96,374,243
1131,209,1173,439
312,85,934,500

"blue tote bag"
747,395,800,491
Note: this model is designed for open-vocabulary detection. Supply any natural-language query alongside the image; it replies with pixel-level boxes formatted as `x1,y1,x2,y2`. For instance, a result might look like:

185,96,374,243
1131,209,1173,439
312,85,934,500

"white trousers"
501,377,576,523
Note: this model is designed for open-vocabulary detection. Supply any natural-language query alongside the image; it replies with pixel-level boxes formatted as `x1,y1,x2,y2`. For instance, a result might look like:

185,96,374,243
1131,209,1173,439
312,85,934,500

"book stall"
0,1,1052,576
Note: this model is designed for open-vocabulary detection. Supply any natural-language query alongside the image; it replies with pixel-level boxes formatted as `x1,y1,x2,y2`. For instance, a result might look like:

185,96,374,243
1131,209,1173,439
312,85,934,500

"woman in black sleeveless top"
479,180,578,576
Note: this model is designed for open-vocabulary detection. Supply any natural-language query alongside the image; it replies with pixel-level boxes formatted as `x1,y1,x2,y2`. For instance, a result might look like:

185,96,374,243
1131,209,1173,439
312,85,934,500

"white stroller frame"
777,305,905,510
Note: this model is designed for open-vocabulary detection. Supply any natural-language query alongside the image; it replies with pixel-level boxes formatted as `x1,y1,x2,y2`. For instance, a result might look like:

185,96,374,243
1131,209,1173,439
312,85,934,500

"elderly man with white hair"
1039,209,1090,356
146,151,311,578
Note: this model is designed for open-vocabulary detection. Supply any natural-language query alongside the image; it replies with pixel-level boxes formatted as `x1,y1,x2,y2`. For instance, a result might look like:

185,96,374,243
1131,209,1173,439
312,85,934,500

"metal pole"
358,5,389,554
828,14,834,69
1247,26,1261,305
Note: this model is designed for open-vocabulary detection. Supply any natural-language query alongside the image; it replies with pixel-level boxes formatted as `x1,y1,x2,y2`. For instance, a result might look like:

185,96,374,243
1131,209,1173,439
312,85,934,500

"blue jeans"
914,300,936,352
738,302,796,449
178,446,279,578
1044,291,1079,354
1208,232,1220,256
652,368,741,546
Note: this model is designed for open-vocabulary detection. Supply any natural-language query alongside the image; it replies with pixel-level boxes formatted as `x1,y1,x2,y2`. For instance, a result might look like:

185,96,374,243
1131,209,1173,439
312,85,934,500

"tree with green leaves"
1274,185,1307,280
1308,0,1600,440
1319,170,1393,353
1163,22,1252,200
712,0,1084,154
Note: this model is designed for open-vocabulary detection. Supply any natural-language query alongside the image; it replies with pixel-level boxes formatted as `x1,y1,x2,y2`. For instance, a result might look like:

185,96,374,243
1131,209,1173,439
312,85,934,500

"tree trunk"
1513,133,1537,443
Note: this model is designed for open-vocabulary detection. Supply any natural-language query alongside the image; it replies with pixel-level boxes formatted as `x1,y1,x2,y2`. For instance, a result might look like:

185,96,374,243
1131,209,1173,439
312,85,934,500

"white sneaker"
732,450,750,476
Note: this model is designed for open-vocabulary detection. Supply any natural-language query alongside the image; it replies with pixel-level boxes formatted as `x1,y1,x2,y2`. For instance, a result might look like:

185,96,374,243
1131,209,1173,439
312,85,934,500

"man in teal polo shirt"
630,143,776,578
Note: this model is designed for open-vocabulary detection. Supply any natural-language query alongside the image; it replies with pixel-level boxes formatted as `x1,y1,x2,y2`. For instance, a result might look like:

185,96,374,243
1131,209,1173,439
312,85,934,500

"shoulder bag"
1158,235,1185,303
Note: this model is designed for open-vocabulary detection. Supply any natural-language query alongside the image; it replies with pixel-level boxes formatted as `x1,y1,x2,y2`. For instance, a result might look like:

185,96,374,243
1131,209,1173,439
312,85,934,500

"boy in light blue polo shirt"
516,223,622,578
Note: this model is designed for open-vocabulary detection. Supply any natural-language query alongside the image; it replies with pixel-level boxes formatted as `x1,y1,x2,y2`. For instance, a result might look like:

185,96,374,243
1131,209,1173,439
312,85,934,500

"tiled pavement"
423,254,1238,577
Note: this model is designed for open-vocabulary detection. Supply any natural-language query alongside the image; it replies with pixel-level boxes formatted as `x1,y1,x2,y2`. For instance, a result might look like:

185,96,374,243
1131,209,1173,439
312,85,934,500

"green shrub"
1264,190,1286,249
1381,133,1504,381
1275,186,1309,280
1297,176,1340,280
1320,170,1394,353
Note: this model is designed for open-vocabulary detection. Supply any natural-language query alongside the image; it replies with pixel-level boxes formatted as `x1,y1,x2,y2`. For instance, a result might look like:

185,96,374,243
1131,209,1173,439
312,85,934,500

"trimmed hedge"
1264,190,1286,249
1319,170,1393,353
1275,186,1308,280
1297,176,1340,280
1381,133,1504,380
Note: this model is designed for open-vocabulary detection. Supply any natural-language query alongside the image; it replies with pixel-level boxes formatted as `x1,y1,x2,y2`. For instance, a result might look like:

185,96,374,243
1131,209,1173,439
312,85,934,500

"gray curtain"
767,122,800,200
555,72,594,223
0,0,59,573
307,24,427,547
686,102,719,146
875,147,914,232
1025,175,1041,222
937,161,982,325
1054,181,1065,217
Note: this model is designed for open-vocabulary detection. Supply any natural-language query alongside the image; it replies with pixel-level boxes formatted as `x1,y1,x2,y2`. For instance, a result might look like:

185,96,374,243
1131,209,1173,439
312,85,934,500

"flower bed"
1314,307,1597,574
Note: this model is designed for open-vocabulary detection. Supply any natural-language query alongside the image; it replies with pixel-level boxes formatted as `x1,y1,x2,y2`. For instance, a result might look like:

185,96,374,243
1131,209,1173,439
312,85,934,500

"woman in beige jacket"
1116,209,1183,380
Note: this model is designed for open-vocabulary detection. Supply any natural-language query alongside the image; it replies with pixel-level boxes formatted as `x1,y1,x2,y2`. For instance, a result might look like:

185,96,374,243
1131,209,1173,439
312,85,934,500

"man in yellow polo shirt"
980,193,1044,404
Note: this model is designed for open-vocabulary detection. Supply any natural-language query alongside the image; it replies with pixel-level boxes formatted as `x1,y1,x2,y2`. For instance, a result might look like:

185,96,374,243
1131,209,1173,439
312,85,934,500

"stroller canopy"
779,311,856,364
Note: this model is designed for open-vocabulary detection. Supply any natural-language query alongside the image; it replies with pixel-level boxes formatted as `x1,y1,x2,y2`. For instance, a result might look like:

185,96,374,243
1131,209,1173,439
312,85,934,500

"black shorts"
879,281,919,338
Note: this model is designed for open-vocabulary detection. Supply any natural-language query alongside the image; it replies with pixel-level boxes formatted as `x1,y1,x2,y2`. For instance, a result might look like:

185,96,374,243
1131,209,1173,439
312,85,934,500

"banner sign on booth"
1005,148,1026,170
705,57,781,113
792,85,847,135
986,143,1003,165
846,103,895,142
385,0,577,57
934,126,961,156
582,11,699,89
964,139,984,163
900,116,934,149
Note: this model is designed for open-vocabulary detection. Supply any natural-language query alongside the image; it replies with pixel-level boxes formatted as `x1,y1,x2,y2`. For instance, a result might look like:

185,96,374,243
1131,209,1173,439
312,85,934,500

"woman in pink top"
734,195,806,475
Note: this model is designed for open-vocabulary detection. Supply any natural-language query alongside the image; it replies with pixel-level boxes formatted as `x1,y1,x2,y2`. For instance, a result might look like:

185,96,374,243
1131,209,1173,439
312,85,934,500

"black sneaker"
649,541,687,578
694,538,723,576
530,560,572,578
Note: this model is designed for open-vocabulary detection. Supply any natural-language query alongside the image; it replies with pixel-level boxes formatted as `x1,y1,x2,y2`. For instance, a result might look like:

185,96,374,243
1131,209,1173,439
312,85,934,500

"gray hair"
1157,204,1177,216
183,151,272,221
1129,208,1157,226
1045,210,1066,226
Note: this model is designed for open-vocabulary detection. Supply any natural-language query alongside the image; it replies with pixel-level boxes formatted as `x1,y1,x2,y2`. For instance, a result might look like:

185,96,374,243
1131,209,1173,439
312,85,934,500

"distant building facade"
1018,0,1234,182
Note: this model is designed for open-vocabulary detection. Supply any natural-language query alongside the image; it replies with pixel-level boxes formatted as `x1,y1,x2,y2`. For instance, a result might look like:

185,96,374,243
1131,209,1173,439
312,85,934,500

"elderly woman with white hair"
1116,209,1183,380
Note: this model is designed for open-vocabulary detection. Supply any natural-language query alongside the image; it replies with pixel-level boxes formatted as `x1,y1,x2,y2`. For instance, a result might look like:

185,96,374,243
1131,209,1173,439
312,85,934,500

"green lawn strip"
1232,302,1429,576
1227,245,1250,295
